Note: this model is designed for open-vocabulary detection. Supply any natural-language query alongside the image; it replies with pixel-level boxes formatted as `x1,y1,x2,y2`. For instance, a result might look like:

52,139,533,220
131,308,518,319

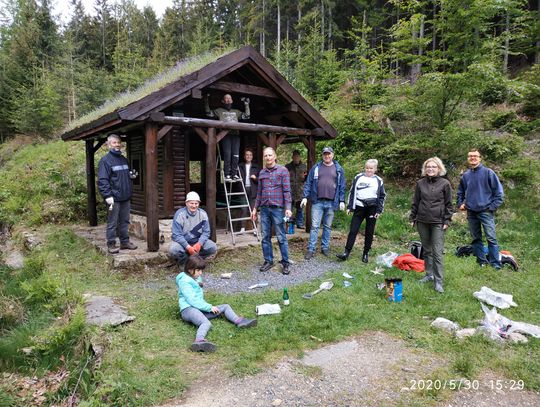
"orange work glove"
186,245,196,256
193,242,202,253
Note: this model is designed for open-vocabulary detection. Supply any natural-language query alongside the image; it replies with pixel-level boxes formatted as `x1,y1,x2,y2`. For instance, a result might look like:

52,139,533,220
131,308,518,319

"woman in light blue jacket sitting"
176,255,257,352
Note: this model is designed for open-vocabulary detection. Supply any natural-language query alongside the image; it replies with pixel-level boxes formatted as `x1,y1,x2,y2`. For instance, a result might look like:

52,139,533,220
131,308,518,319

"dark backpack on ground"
410,241,424,259
455,245,474,257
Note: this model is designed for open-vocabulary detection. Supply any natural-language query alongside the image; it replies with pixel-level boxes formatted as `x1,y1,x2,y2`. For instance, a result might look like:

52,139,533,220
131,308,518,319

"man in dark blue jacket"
301,147,346,260
98,134,138,254
457,149,504,269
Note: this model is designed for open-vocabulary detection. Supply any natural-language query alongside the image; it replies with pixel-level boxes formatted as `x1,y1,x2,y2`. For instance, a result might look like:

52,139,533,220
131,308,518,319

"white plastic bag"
376,251,399,268
473,286,518,309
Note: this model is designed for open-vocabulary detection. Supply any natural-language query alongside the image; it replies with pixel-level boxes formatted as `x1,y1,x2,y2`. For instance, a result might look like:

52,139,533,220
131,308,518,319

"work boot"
321,249,330,257
304,251,314,260
434,282,444,293
419,275,434,283
107,243,119,254
362,252,369,263
120,241,137,250
190,339,216,352
281,261,290,275
336,249,350,261
259,261,274,272
237,318,258,328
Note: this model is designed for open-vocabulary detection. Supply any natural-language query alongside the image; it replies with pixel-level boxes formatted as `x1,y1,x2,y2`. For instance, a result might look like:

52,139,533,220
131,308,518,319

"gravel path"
202,256,346,294
159,331,540,407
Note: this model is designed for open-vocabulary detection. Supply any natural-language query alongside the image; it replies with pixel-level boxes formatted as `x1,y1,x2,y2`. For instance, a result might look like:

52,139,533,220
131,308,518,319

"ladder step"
230,217,252,222
226,192,246,196
232,230,258,235
228,204,250,209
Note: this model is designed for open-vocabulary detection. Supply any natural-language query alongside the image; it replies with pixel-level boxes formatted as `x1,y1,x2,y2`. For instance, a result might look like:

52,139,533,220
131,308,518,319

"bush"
500,157,540,186
486,110,517,129
21,273,78,315
326,108,393,161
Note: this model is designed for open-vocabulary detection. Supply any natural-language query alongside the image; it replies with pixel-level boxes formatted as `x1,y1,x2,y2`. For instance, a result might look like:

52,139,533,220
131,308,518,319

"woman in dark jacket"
410,157,453,293
337,159,386,263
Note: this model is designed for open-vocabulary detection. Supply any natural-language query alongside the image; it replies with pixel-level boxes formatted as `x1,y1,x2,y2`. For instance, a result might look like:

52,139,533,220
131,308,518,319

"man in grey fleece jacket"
169,192,217,264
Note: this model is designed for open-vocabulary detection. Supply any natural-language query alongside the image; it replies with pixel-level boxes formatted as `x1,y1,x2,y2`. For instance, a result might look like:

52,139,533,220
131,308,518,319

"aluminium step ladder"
218,150,260,245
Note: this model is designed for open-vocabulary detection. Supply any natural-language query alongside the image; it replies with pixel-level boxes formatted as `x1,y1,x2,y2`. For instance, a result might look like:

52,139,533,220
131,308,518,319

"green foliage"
0,140,87,227
500,157,540,186
486,110,517,129
21,273,77,315
31,306,86,358
325,107,391,163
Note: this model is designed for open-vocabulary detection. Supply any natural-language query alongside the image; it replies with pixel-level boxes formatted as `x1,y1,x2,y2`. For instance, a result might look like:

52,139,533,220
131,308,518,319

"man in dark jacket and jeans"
301,147,346,259
98,134,138,254
457,149,504,269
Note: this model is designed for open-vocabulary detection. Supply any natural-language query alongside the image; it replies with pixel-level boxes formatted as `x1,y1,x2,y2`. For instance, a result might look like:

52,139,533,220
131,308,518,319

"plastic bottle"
283,287,290,306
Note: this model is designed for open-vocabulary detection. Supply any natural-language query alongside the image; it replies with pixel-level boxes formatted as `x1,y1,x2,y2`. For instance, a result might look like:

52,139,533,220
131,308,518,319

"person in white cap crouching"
169,191,217,264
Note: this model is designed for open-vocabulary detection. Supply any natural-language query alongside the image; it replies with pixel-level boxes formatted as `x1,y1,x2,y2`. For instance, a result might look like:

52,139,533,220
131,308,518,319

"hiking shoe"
107,244,119,254
434,282,444,293
304,251,314,260
419,275,434,283
259,261,274,272
362,253,369,263
336,251,349,261
281,261,290,275
237,318,258,328
120,242,137,250
321,249,330,257
225,175,232,182
190,340,216,353
232,175,241,181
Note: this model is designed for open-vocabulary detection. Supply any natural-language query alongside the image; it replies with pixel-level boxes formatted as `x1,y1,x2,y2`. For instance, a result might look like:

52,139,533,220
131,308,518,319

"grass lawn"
1,184,539,406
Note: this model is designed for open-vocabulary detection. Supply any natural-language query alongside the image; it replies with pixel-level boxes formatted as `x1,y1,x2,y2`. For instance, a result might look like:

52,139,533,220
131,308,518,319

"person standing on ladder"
205,93,250,182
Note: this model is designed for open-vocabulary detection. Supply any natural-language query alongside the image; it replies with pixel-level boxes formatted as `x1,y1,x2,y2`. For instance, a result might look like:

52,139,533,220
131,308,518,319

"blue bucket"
385,278,403,302
286,220,295,234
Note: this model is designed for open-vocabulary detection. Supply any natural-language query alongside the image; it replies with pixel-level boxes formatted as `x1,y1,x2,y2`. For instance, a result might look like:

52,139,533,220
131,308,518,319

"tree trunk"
277,0,281,55
503,10,510,73
411,15,425,84
321,0,325,52
297,4,302,55
260,0,266,57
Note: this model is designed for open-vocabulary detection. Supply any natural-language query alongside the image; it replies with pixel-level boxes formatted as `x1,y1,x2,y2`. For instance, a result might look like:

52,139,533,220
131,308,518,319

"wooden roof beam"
207,80,278,98
149,112,319,136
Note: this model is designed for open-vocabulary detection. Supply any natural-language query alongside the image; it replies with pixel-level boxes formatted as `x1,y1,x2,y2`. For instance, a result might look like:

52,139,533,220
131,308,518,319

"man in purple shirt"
251,147,292,274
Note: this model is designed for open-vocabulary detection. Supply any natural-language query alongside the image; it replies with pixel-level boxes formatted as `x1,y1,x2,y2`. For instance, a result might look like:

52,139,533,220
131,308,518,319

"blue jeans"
467,210,501,268
308,200,335,252
106,200,131,245
260,206,289,264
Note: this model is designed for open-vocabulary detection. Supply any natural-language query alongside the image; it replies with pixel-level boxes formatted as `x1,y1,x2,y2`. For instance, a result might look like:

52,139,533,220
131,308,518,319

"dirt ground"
159,331,540,407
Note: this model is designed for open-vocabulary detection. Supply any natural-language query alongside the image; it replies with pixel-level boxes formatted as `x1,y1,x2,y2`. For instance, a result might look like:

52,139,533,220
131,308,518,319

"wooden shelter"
61,46,337,251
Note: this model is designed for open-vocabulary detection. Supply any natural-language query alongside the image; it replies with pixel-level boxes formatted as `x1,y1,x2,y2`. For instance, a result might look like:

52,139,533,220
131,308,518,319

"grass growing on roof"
63,47,235,134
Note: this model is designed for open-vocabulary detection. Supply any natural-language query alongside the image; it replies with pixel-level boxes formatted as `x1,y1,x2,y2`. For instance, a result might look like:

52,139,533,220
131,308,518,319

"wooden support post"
305,136,316,233
145,122,159,251
206,128,217,243
163,133,174,216
85,139,98,226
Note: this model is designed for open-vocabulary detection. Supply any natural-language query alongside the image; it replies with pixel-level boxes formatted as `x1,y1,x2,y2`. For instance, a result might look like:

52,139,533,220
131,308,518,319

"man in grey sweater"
169,192,217,264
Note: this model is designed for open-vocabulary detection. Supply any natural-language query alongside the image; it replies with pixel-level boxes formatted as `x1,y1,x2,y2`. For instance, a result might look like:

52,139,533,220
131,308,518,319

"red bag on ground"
392,253,425,272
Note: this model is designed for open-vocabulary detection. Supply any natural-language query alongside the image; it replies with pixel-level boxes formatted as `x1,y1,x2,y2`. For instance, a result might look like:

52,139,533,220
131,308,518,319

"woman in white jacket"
337,159,386,263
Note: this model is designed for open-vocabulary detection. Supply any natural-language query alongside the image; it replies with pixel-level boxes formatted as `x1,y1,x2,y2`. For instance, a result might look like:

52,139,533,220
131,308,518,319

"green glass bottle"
283,287,289,306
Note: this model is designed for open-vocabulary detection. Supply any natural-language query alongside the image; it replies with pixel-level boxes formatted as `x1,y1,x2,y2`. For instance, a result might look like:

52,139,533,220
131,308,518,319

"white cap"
185,191,201,202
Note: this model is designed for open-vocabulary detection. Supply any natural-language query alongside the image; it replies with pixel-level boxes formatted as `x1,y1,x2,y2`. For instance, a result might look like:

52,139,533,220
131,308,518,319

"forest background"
0,0,540,406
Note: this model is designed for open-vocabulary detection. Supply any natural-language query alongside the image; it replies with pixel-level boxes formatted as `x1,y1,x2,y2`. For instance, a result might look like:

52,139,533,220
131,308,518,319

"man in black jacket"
98,134,138,254
238,148,260,232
